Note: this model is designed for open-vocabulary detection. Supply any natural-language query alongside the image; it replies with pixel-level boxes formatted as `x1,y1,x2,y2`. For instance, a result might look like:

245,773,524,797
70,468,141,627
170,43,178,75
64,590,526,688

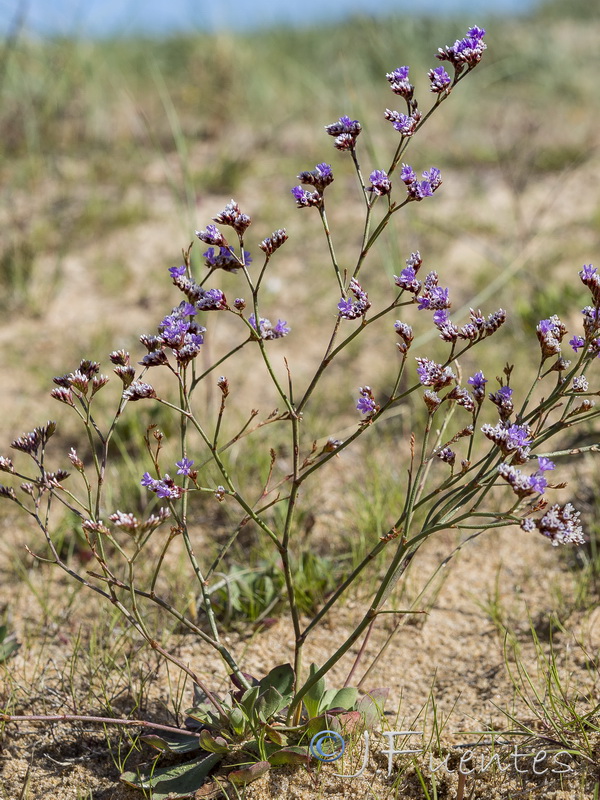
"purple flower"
356,386,378,416
537,457,555,472
528,474,548,494
259,229,288,255
169,265,186,278
570,335,585,352
437,447,456,465
325,115,362,150
368,169,391,196
521,503,585,546
297,163,334,193
196,288,227,311
394,266,420,294
291,186,321,208
416,357,456,390
196,224,226,247
213,200,251,235
249,314,290,340
437,26,487,70
400,165,442,202
338,278,371,320
417,272,450,311
384,109,420,136
141,472,156,488
142,472,184,500
176,457,194,476
386,66,414,98
203,246,251,272
428,65,451,93
400,164,417,184
468,371,487,391
506,424,532,450
481,422,532,460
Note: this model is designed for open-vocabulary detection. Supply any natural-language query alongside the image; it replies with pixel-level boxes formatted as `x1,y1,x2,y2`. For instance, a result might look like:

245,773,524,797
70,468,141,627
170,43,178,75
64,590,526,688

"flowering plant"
1,24,596,796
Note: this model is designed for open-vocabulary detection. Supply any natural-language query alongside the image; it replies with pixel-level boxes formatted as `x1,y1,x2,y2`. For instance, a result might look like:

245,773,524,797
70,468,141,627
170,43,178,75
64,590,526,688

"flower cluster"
139,302,206,368
10,421,56,456
367,169,391,197
468,371,487,403
204,246,251,272
384,109,421,137
259,229,288,255
386,66,414,99
400,164,442,201
417,271,451,311
489,385,514,420
141,471,184,500
481,422,532,462
324,115,362,150
108,507,171,535
394,251,423,293
338,279,371,320
356,386,379,417
428,65,452,93
213,200,252,236
52,360,109,402
296,163,334,193
521,504,585,546
416,358,456,390
394,321,414,354
249,314,290,340
537,315,567,359
498,456,555,499
437,26,487,70
169,268,228,310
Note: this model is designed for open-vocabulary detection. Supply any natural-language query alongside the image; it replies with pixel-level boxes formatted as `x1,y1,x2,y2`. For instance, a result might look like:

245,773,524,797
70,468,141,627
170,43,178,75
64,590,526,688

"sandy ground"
1,120,600,798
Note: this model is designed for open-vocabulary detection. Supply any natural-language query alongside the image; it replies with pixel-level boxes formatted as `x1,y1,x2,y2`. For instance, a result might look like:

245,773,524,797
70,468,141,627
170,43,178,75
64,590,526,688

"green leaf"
328,711,363,736
306,713,329,738
268,746,310,766
302,663,326,719
259,663,295,700
256,686,285,723
240,685,260,718
141,730,201,754
228,707,247,736
199,730,229,754
228,760,270,785
264,725,288,746
120,753,222,799
356,688,389,728
320,687,358,713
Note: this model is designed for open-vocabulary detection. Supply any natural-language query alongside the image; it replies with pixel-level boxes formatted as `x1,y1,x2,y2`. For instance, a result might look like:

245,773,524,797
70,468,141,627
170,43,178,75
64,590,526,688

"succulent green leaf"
256,686,286,722
356,688,389,728
258,663,295,700
228,706,247,736
328,710,363,735
320,687,358,713
240,685,260,717
268,746,311,766
264,725,288,746
199,730,229,753
302,663,326,719
141,730,201,753
120,753,222,799
228,760,270,785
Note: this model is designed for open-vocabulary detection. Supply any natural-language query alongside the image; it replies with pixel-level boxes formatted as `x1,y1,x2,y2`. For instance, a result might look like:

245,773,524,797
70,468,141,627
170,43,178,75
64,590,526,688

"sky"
1,0,538,37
